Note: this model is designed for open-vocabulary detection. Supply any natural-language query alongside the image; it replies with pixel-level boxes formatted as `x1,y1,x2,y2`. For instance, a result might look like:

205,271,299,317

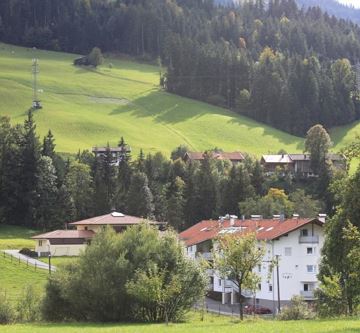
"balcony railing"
299,235,319,243
300,290,315,299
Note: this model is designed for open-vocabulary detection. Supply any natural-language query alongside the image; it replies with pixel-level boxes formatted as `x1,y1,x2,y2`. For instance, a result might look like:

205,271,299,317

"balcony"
300,290,315,299
299,235,319,243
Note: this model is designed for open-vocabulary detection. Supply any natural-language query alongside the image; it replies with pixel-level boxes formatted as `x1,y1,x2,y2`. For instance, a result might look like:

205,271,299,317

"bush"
278,296,315,320
0,293,15,324
16,285,41,322
19,248,38,258
42,225,207,322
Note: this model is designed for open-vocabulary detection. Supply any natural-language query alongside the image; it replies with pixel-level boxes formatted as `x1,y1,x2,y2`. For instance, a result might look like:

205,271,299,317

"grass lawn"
0,225,38,250
0,253,48,302
1,312,359,333
38,256,78,267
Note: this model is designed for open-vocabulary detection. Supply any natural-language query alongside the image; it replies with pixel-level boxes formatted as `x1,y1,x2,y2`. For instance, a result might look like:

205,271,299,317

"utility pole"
32,58,42,109
276,255,281,313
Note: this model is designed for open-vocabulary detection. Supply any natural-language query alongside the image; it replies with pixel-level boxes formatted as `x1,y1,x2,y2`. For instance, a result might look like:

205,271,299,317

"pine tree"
127,172,154,218
164,176,185,230
42,130,55,159
19,110,41,227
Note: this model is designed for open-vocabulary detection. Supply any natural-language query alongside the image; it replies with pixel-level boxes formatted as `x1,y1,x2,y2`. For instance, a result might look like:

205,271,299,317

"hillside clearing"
0,225,38,250
0,42,358,171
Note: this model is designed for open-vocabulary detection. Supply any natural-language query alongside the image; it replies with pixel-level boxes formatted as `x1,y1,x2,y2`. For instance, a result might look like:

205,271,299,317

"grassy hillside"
0,225,38,250
0,42,305,156
0,42,358,166
0,253,48,302
1,313,359,333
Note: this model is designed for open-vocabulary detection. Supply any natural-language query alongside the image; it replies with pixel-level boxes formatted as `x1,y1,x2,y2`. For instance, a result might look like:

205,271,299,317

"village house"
92,145,131,165
32,212,166,257
179,214,326,312
261,153,345,177
183,151,245,164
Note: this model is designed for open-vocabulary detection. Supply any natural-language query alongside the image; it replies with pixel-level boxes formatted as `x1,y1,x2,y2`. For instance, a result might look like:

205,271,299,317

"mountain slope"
0,42,358,165
0,43,306,156
296,0,360,24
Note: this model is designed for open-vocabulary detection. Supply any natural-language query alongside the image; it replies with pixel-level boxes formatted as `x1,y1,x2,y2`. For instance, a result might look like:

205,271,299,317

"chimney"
318,213,327,223
242,215,245,221
280,213,285,222
251,215,262,220
229,215,238,226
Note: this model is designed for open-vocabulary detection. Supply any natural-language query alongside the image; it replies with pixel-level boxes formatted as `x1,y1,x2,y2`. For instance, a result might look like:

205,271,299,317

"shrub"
278,296,315,320
315,274,347,317
42,225,207,322
19,248,38,258
0,293,15,324
16,285,41,322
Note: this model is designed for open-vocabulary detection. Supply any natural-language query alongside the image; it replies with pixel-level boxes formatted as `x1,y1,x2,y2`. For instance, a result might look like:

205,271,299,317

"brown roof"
32,230,95,240
179,218,323,246
68,212,165,226
185,151,245,161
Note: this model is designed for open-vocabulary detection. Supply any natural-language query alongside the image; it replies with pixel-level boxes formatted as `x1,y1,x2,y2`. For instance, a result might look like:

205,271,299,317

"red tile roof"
68,212,165,226
32,230,95,240
179,218,323,246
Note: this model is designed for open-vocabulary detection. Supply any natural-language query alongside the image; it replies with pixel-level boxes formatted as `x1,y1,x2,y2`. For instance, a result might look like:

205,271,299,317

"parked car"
244,304,272,314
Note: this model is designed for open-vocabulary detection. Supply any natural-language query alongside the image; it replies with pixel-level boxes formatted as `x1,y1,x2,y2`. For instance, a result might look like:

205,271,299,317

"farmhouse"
179,214,325,312
32,212,166,257
92,145,131,165
184,151,245,164
261,153,346,176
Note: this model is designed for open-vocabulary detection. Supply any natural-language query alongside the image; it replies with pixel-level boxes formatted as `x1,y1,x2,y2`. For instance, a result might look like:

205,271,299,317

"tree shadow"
109,90,305,150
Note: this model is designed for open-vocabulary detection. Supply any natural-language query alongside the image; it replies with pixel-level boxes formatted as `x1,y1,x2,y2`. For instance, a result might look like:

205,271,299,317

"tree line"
0,112,336,231
1,0,360,135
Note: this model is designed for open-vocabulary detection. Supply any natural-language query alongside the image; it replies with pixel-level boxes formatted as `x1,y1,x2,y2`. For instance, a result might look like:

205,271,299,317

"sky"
337,0,360,8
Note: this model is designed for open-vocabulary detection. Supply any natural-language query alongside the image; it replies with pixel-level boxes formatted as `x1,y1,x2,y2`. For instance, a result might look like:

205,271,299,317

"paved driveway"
3,250,56,272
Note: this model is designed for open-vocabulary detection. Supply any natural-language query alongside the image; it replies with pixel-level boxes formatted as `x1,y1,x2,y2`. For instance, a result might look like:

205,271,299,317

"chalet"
261,153,346,176
260,154,294,174
179,214,325,311
32,212,166,257
92,145,131,165
183,151,245,164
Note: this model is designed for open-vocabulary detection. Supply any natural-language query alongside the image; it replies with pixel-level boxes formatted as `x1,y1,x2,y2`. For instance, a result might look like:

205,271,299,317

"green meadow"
1,313,359,333
1,42,359,164
0,42,304,156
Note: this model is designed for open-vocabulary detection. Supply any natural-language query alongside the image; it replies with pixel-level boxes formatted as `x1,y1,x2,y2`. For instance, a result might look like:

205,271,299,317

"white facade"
185,222,324,310
35,239,86,256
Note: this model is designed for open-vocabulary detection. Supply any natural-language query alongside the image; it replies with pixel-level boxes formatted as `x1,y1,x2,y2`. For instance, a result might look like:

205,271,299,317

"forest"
0,112,341,231
1,0,360,135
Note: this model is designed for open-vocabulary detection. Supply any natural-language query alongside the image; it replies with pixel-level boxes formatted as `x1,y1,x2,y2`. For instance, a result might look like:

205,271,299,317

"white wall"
186,223,324,303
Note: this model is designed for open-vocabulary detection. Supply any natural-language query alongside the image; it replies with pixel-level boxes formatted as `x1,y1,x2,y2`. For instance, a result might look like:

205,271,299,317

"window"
304,283,314,292
307,265,316,273
218,279,222,287
84,226,88,231
269,284,273,292
39,240,43,246
301,229,309,237
306,247,314,255
284,247,292,256
256,298,260,305
258,264,261,273
258,283,262,291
